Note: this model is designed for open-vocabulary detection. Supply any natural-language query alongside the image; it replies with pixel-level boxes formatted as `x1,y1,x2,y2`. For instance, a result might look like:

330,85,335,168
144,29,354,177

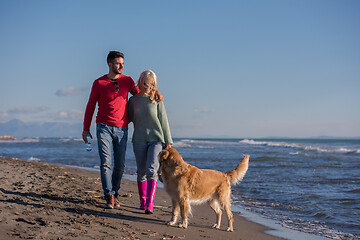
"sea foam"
240,139,360,155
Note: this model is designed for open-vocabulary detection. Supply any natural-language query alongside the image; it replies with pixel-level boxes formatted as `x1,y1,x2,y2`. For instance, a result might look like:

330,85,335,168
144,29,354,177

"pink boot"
137,181,147,210
145,180,157,214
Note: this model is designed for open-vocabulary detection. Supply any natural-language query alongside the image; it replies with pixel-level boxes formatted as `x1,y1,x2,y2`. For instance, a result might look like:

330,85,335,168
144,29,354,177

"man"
82,51,162,209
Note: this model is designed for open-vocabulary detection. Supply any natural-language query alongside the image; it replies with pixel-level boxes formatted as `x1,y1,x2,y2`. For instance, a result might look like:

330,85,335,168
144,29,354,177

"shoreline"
69,165,331,240
0,156,286,240
1,137,358,239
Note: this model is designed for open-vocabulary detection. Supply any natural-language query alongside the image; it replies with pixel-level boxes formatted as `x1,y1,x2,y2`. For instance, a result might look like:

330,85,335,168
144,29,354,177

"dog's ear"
160,150,170,160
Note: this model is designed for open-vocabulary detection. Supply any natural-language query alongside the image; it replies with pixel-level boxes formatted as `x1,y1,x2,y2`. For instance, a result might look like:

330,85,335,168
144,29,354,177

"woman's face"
139,78,155,95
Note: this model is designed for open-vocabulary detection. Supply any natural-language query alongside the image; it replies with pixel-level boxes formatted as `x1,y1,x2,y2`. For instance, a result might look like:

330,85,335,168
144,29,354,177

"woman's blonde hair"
137,70,157,102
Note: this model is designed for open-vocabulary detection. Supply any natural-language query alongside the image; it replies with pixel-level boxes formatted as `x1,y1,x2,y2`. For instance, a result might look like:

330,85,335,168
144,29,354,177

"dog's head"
160,148,184,167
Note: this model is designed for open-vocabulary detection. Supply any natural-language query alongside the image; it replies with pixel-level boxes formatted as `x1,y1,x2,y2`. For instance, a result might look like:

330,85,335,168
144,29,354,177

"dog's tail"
225,154,250,185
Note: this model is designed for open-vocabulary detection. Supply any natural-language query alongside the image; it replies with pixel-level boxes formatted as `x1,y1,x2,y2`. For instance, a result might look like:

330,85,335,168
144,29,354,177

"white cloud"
7,106,50,114
194,107,214,114
56,87,86,97
48,109,83,121
0,106,50,123
0,111,9,121
59,112,68,118
192,107,215,119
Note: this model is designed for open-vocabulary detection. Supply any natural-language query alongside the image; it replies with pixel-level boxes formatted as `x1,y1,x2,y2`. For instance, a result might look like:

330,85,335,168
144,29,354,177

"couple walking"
82,51,172,214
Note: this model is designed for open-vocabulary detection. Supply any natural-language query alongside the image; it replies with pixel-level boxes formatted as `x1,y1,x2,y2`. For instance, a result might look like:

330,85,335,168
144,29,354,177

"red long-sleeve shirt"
83,74,139,131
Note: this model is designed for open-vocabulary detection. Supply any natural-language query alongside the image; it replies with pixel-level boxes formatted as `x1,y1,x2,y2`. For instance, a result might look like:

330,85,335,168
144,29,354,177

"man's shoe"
114,192,121,208
105,194,114,209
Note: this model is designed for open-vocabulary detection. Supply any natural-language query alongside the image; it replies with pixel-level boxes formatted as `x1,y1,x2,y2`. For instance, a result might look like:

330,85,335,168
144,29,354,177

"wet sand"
0,157,284,239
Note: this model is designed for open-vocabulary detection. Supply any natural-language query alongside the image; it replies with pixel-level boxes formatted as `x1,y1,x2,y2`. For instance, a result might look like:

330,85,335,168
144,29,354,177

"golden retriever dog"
159,148,250,232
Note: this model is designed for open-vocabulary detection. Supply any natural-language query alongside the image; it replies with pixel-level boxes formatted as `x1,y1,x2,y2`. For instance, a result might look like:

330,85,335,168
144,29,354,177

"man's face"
110,57,124,74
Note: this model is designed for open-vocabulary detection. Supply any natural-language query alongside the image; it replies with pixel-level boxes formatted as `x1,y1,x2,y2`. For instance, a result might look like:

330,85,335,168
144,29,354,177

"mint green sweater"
128,95,173,145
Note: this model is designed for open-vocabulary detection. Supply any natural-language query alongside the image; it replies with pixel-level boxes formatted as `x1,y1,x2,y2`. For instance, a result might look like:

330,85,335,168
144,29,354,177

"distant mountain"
0,119,82,137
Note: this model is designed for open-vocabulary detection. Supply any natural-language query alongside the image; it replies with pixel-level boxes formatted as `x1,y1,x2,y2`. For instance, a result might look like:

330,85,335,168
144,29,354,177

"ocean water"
0,137,359,240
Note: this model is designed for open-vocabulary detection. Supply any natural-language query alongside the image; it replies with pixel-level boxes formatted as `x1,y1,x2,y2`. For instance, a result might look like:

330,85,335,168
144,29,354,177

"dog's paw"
179,223,188,229
212,224,220,229
226,227,234,232
166,221,176,226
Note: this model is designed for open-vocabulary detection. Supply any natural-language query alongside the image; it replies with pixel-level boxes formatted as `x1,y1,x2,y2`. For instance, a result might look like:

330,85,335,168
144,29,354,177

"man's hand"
155,90,164,102
82,131,92,143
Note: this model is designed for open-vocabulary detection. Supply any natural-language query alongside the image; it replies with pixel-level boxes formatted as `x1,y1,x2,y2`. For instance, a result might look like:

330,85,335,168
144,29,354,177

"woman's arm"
157,101,173,146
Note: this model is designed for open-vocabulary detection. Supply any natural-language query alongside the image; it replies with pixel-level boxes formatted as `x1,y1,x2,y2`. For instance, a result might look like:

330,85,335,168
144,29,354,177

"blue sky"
0,0,359,138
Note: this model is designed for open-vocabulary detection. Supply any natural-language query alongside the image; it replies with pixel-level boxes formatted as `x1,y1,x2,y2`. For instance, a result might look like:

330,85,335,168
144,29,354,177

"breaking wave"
239,139,360,155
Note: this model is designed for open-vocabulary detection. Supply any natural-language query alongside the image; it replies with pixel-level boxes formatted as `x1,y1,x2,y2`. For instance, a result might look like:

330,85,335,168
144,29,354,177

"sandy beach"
0,157,283,240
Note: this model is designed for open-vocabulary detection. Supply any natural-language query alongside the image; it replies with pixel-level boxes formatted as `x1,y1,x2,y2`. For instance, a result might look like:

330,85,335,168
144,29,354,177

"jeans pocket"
96,122,106,128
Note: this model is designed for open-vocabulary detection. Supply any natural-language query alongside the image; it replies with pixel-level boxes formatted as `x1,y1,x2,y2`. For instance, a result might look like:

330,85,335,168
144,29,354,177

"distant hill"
0,119,82,137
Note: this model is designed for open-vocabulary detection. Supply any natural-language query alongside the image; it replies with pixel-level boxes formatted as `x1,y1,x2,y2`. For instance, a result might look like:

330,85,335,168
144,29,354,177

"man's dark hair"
107,51,124,64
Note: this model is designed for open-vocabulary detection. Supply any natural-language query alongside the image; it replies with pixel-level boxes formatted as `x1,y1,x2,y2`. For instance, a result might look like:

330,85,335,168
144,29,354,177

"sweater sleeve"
129,77,140,96
157,101,173,145
83,81,99,132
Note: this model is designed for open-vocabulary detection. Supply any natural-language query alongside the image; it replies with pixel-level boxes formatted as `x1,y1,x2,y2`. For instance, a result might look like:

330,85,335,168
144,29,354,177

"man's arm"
130,83,163,102
82,81,98,143
130,85,140,96
155,89,164,102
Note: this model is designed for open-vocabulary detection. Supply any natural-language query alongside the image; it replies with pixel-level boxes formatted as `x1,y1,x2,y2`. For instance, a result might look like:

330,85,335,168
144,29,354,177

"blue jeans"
96,123,128,195
132,141,163,182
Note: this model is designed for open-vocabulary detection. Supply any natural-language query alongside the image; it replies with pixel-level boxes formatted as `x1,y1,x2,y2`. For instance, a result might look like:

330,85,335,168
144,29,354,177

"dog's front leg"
166,199,179,226
178,198,189,229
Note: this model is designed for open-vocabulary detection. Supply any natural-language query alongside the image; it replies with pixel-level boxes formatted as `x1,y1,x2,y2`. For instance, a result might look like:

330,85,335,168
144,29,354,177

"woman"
128,70,172,214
